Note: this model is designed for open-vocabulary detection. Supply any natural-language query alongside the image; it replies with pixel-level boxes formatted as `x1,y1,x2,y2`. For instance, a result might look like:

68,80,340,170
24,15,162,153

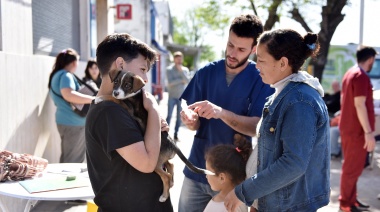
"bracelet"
365,131,372,134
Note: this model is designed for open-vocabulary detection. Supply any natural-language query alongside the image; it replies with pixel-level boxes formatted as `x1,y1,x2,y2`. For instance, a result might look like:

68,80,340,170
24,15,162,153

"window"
369,59,380,79
32,0,80,56
89,0,97,58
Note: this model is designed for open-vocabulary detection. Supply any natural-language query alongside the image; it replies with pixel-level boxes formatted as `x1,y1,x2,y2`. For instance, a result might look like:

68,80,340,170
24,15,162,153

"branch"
319,0,347,43
290,7,313,32
248,0,258,16
263,0,282,30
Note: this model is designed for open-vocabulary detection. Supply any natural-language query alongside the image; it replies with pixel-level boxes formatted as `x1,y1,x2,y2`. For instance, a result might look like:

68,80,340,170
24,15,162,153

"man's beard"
225,53,250,70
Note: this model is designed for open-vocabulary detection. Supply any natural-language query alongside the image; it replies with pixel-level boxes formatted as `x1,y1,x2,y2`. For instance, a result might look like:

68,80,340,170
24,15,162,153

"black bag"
51,73,97,117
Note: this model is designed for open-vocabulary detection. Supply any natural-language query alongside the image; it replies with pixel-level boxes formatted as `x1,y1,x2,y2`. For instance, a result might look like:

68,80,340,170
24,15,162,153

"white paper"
181,99,192,119
181,99,188,110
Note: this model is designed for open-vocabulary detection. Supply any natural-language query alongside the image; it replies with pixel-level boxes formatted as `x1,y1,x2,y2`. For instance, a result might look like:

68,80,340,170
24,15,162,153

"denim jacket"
235,81,330,211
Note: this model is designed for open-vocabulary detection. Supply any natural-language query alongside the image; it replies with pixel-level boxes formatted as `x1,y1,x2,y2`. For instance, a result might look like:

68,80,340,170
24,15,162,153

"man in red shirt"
339,46,378,212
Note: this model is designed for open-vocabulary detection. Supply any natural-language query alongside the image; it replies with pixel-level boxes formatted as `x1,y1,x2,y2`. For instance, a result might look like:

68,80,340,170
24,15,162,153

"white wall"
114,0,150,44
0,0,89,210
153,0,171,36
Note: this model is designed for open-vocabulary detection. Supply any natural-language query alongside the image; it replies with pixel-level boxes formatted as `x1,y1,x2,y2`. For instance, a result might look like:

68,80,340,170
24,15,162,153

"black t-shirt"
85,101,173,212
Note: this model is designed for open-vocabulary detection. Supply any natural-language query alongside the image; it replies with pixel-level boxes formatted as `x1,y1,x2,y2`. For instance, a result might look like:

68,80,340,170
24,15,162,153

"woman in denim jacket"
225,29,330,211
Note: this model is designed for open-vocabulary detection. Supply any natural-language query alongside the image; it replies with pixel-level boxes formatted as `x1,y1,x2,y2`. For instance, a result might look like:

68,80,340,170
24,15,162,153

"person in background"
323,80,341,118
83,59,101,90
85,33,173,212
330,113,342,158
224,29,330,211
166,51,190,140
339,46,378,212
48,48,95,163
178,14,274,212
324,81,342,159
203,134,251,212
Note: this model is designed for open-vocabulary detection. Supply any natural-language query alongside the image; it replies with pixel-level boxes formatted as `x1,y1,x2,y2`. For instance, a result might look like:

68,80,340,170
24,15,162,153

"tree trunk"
311,0,347,82
263,0,282,30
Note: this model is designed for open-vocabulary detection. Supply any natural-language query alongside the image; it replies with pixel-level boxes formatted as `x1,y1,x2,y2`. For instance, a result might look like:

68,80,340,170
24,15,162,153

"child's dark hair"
96,33,158,76
258,29,320,73
48,48,79,89
205,134,252,186
229,14,263,47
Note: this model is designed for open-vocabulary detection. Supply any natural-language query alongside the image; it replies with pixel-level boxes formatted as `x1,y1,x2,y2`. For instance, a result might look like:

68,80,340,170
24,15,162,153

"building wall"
0,0,91,210
153,0,171,37
0,0,166,209
114,0,151,44
114,0,159,94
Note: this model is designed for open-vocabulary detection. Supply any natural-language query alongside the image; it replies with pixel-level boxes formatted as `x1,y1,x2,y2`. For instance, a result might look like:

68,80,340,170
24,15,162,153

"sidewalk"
31,92,380,212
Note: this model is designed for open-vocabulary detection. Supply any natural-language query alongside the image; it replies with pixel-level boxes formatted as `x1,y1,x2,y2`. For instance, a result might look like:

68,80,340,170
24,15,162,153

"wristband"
365,131,372,134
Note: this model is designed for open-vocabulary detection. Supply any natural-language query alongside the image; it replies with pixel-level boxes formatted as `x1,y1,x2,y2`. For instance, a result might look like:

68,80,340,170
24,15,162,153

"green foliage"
172,0,229,62
172,17,189,45
195,0,230,33
200,45,216,63
183,55,194,70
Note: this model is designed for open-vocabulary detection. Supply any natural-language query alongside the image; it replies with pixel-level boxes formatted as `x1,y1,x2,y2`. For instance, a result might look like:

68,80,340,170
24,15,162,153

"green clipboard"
19,176,90,193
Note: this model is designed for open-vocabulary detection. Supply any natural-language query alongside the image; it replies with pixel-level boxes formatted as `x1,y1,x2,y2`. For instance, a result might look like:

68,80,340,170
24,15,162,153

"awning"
152,39,169,55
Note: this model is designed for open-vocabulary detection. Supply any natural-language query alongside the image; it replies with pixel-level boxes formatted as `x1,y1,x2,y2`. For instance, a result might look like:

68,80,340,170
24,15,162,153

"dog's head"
109,69,145,99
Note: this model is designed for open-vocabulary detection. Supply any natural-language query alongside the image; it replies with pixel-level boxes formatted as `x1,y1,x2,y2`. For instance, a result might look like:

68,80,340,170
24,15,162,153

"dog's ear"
132,75,145,92
109,69,120,82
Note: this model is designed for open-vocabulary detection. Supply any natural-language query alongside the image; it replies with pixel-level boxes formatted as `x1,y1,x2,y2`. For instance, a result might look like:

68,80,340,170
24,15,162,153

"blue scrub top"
180,59,274,184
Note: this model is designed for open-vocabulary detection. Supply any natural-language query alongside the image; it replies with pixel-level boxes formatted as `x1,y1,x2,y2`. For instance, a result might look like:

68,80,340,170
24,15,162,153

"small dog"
97,69,213,202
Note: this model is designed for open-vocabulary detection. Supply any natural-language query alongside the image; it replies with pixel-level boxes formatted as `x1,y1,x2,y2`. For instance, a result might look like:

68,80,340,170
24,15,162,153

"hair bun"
304,32,318,44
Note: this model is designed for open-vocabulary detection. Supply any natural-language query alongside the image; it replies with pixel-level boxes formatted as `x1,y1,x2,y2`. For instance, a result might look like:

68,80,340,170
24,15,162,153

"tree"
172,0,230,63
225,0,348,82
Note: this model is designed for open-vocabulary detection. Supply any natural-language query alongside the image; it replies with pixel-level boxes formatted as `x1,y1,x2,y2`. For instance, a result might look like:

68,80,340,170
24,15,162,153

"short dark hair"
356,46,378,63
229,14,263,47
96,33,158,76
258,29,320,73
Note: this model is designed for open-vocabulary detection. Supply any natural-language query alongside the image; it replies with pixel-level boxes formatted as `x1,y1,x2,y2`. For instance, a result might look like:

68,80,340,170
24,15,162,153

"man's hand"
224,189,243,212
364,133,376,152
189,100,222,119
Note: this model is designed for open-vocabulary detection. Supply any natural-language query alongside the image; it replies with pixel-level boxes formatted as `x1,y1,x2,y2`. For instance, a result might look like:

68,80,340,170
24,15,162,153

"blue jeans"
178,177,218,212
330,126,341,155
166,98,181,135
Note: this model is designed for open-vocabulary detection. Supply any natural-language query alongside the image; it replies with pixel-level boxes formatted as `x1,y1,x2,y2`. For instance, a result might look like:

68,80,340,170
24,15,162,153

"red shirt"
339,66,375,135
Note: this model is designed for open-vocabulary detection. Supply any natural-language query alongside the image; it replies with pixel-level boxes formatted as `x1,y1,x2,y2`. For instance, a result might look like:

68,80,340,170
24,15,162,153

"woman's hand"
224,189,243,212
180,108,199,131
161,117,169,132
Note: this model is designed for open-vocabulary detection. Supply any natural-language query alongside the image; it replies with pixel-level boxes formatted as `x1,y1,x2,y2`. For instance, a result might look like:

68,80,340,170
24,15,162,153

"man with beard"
339,46,378,212
178,14,274,212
